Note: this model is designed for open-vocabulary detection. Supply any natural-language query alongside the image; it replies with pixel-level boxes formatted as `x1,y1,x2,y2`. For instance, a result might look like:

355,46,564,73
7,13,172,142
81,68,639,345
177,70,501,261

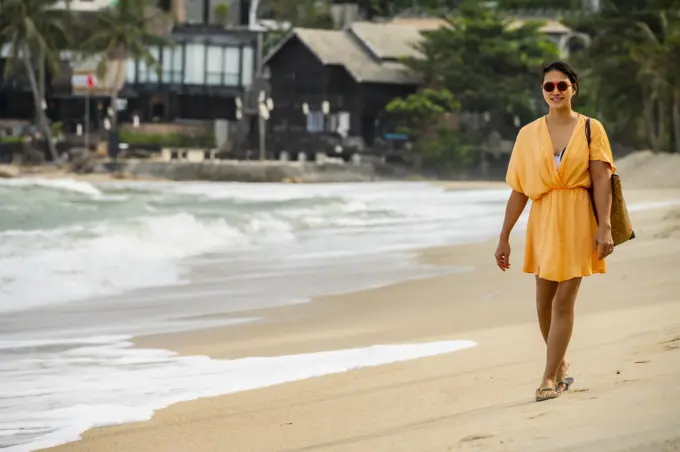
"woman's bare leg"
540,277,582,390
536,277,570,390
535,277,558,342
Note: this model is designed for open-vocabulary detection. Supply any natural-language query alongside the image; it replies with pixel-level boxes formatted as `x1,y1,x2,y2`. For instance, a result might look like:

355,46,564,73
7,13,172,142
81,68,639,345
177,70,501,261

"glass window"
241,46,253,87
223,47,240,86
184,43,205,84
161,45,183,83
138,59,149,82
161,46,172,82
126,58,136,82
147,47,160,83
185,0,204,23
206,45,223,85
171,45,183,83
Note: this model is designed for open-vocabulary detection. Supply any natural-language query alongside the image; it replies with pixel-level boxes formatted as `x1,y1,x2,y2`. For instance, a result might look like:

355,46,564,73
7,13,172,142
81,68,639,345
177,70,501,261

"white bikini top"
554,147,566,169
554,153,563,169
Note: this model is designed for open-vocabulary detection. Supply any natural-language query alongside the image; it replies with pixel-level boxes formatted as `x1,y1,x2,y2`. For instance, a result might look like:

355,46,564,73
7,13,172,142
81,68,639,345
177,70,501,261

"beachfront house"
120,24,258,124
261,21,427,155
0,0,263,151
261,14,584,157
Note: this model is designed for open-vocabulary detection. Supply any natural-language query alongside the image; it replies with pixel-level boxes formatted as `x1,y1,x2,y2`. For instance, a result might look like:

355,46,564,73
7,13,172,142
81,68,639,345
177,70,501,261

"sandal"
535,387,559,402
556,376,574,394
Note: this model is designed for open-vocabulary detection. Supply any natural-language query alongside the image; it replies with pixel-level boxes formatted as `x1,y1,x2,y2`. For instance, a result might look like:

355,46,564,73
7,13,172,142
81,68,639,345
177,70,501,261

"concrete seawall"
97,159,379,183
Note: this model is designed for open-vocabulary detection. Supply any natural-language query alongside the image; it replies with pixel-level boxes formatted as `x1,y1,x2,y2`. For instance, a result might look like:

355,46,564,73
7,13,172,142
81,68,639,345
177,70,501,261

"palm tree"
566,0,680,151
80,0,172,157
632,11,680,152
0,0,71,162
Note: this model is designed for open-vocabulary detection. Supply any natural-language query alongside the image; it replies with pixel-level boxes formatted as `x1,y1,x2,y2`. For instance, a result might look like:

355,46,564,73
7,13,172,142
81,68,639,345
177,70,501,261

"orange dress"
505,115,616,282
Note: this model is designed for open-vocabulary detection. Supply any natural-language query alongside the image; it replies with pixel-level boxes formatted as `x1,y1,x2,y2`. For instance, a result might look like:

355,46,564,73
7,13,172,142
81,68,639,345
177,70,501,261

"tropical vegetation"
262,0,336,55
78,0,172,153
379,0,680,169
384,0,559,169
0,0,71,161
565,0,680,152
2,0,680,169
494,0,579,9
0,0,170,160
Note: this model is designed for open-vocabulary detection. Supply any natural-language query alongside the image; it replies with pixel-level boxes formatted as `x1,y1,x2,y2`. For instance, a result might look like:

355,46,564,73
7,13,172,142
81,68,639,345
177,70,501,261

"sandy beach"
39,184,680,452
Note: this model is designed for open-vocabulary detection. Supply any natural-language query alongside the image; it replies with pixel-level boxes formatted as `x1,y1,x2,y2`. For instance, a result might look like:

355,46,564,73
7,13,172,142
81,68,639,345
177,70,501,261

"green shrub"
0,135,24,144
414,125,476,170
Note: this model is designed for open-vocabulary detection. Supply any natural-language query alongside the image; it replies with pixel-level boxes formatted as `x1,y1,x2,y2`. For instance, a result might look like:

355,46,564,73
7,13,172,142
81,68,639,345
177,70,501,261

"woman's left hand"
595,225,614,260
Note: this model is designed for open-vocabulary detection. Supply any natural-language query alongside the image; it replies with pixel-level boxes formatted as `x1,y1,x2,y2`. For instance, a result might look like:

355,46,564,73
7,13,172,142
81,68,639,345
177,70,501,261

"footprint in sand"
660,336,680,351
460,434,494,443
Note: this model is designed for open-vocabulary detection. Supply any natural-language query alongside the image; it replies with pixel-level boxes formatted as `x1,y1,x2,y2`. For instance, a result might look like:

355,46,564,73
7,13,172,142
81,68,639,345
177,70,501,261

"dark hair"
542,61,579,97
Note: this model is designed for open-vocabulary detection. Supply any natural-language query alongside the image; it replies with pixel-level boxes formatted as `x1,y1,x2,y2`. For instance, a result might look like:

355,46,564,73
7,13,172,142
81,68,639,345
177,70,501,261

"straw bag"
586,118,635,246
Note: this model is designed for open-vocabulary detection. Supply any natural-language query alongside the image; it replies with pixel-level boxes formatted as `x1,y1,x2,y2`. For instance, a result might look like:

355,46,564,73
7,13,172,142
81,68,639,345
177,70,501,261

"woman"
494,61,615,402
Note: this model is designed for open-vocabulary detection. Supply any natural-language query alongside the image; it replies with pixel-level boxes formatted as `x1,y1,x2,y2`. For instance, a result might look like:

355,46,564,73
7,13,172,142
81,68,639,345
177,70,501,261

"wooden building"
262,21,429,151
262,15,586,154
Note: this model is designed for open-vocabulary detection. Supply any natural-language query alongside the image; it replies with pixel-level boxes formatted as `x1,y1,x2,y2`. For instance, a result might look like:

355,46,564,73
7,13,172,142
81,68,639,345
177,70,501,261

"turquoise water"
0,178,511,313
0,178,515,451
2,177,679,452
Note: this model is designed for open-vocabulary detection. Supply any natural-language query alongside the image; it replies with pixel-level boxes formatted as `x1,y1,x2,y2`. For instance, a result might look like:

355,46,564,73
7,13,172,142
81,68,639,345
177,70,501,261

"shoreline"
0,179,513,337
3,147,680,186
38,191,680,451
1,163,511,187
129,187,680,359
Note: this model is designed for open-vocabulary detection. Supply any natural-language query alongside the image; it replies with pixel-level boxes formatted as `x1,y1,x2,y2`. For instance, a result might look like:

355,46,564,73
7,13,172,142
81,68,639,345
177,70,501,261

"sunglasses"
542,81,571,92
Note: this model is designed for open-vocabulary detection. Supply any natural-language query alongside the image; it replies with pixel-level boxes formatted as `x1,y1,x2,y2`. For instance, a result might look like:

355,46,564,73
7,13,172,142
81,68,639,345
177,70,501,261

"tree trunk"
108,87,120,159
110,89,119,131
642,92,658,150
107,59,126,159
37,47,45,128
657,97,666,151
21,50,59,163
673,90,680,154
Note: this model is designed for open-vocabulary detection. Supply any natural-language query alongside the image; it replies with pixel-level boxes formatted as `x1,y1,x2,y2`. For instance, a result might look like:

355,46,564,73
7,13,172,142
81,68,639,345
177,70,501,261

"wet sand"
42,188,680,452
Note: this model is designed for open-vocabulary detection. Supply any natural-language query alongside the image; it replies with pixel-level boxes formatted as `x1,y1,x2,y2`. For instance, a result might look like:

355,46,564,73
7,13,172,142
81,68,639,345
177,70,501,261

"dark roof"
262,21,431,85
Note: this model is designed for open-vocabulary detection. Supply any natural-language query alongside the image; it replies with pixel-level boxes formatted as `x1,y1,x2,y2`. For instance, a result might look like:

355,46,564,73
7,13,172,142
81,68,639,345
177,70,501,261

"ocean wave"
0,337,477,451
1,181,508,451
0,178,103,197
0,212,295,312
0,181,513,312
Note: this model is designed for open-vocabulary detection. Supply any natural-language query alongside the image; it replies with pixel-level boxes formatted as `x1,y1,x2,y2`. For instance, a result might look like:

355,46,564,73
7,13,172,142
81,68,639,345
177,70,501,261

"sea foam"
1,337,477,451
0,181,513,312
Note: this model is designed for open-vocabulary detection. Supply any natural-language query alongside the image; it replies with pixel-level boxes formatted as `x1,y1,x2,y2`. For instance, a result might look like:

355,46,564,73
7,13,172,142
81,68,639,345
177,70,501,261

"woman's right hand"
495,239,511,271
